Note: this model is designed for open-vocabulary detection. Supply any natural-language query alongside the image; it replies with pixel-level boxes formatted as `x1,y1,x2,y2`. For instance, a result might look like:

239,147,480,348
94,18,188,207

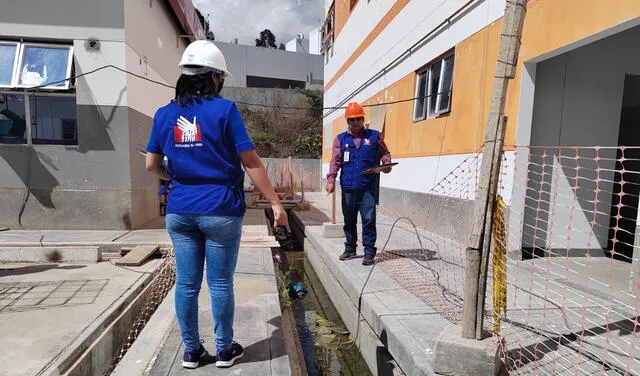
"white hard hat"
178,40,232,78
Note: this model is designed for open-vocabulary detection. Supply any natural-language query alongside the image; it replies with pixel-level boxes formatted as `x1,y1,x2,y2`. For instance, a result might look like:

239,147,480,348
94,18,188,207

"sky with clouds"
192,0,325,46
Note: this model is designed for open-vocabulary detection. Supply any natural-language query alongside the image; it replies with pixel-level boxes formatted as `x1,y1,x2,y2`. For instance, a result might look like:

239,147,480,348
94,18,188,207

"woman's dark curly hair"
174,69,222,107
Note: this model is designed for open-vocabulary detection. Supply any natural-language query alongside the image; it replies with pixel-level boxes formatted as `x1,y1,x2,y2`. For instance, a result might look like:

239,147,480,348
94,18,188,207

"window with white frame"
0,42,20,87
322,4,335,64
0,42,73,90
413,52,454,121
0,41,76,145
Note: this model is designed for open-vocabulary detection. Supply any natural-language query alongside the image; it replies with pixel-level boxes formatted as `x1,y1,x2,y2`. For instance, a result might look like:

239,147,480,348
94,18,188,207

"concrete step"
101,252,121,260
0,246,101,263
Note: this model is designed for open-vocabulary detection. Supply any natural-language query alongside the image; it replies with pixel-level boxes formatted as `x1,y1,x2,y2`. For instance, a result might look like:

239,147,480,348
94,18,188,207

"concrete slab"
0,259,161,376
321,222,344,238
0,230,127,246
0,246,101,263
114,230,170,246
434,324,503,376
112,285,177,376
303,230,434,375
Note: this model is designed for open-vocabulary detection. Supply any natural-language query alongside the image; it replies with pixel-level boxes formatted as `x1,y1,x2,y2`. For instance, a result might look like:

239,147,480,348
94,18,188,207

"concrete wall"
378,187,475,245
520,25,640,252
0,0,190,229
223,87,309,110
0,1,133,229
0,104,133,229
216,42,324,90
0,0,125,41
124,0,188,229
245,158,322,192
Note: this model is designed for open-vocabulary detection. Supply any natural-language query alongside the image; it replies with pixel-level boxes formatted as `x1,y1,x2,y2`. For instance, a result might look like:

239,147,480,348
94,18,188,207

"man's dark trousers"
342,188,377,258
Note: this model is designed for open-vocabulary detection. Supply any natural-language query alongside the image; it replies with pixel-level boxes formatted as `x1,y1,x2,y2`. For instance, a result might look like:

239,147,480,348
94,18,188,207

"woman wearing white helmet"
145,40,290,369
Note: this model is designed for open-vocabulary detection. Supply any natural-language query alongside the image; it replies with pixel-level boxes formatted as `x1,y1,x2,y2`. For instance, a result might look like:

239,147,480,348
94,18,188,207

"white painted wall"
285,37,310,54
324,0,398,80
309,27,322,55
323,0,506,124
216,42,324,90
75,40,128,107
124,0,187,116
518,25,640,252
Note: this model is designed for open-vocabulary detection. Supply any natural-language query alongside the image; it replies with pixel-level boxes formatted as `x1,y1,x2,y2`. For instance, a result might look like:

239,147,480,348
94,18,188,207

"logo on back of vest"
174,116,203,147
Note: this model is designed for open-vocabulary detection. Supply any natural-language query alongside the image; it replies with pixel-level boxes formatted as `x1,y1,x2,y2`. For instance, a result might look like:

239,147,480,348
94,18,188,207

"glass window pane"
30,95,77,145
0,94,27,144
437,54,455,113
428,60,442,117
0,43,18,86
19,45,72,88
413,71,428,120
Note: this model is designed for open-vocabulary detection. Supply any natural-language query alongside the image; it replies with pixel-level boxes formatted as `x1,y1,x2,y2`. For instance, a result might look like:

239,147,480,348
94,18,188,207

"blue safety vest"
338,129,380,191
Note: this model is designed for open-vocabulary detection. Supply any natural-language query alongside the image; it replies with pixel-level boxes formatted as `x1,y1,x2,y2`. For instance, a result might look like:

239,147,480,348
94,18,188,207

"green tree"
256,29,277,48
195,8,215,40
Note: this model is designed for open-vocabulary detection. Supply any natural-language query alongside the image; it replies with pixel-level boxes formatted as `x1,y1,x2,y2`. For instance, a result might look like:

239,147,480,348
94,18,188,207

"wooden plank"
240,239,280,248
241,236,277,242
115,245,159,266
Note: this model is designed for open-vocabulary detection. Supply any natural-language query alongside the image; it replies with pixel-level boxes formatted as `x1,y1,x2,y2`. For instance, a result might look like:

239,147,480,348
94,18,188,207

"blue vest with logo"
339,129,380,191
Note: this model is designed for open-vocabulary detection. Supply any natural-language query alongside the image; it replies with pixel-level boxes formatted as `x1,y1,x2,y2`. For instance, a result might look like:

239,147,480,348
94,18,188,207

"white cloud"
193,0,324,46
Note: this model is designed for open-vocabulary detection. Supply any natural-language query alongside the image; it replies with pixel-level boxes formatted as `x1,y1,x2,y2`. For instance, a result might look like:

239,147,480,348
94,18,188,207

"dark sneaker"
182,344,208,369
216,341,243,368
339,250,357,260
362,255,375,266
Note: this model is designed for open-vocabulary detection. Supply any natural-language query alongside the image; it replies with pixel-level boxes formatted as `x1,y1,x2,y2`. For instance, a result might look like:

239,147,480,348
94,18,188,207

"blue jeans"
341,189,377,257
166,214,243,354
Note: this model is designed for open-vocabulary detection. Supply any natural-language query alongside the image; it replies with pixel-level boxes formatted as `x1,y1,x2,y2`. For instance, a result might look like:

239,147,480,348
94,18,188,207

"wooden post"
462,0,528,340
332,191,337,224
300,167,305,203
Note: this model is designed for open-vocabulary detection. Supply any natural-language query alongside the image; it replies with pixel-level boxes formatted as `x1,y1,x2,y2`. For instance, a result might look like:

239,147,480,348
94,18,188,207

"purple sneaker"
182,344,208,369
216,342,243,368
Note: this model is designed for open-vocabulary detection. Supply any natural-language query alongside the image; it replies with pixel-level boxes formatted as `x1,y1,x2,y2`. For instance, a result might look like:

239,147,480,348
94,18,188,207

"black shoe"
362,255,375,266
339,250,357,260
216,341,243,368
182,344,208,369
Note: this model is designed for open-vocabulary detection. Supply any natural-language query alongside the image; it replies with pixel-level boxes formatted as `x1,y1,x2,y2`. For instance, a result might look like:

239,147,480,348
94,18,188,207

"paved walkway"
141,247,290,376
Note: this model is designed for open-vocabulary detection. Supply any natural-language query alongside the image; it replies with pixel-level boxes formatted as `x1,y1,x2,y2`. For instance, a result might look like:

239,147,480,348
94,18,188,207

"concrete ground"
0,209,289,376
300,192,640,376
139,247,290,376
0,259,163,376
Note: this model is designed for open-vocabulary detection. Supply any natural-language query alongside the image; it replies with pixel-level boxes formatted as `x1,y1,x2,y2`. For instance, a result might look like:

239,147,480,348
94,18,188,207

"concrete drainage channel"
33,207,372,376
43,249,175,376
266,209,373,376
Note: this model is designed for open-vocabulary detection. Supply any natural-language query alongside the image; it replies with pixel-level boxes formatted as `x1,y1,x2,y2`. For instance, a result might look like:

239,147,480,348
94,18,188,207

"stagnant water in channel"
275,248,372,376
265,207,372,375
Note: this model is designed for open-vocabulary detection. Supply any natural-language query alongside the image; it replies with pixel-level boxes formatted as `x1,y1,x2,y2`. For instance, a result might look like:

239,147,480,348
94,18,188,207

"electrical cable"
20,64,448,112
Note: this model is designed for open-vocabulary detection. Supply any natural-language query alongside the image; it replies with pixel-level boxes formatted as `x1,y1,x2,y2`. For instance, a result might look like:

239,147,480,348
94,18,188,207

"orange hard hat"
345,102,365,119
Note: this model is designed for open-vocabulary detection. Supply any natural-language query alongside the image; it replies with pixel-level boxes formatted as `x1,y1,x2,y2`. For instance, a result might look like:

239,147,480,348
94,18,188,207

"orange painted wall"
334,0,352,38
323,20,503,162
323,0,640,163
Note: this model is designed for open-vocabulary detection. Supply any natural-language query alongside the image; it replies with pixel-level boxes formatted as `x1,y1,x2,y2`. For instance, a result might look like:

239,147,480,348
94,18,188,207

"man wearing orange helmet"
326,102,392,265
